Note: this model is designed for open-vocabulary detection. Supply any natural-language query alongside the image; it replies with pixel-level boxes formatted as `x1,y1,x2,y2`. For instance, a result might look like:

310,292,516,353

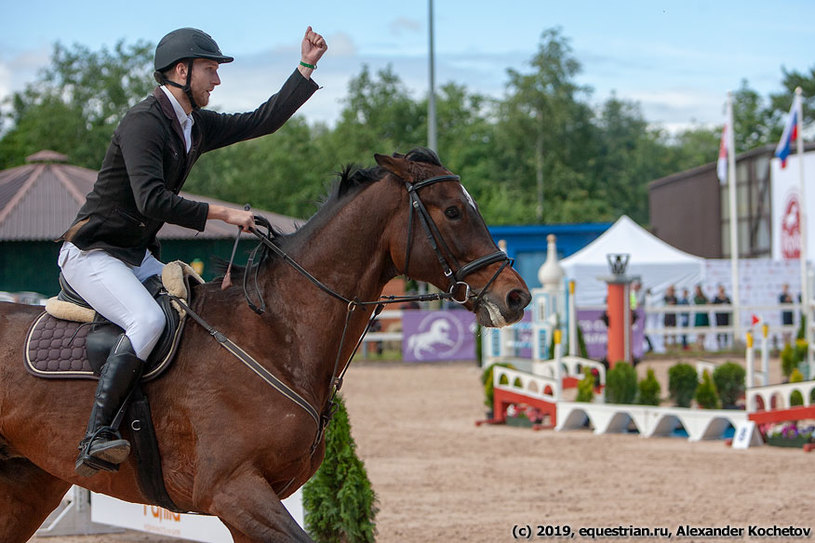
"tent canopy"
560,215,705,305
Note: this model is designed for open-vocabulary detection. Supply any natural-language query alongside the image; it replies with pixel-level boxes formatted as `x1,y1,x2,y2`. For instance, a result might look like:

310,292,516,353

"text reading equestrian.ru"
511,523,812,540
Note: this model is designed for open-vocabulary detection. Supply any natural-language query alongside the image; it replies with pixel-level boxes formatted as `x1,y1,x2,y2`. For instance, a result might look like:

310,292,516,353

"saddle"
23,260,203,513
25,261,202,380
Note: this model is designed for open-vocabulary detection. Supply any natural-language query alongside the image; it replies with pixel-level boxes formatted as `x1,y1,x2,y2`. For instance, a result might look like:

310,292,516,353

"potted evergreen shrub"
712,362,745,409
789,368,805,406
576,368,595,403
637,368,661,406
303,394,378,543
695,370,720,409
668,363,698,408
481,362,515,418
605,362,637,404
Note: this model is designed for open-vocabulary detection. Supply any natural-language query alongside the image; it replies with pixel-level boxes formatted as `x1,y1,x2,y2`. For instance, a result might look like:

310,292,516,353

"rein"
189,173,514,453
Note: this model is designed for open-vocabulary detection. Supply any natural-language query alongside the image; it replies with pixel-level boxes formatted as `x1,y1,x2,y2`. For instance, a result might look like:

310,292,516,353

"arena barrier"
90,489,303,542
37,486,302,541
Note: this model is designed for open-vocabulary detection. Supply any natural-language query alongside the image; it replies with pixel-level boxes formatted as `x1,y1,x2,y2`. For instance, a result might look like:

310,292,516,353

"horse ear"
375,153,411,181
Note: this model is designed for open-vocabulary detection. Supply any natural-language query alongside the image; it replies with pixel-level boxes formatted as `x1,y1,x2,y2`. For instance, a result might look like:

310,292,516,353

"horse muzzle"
473,285,530,328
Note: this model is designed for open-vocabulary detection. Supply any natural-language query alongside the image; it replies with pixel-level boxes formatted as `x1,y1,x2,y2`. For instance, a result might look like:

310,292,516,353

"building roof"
0,150,302,241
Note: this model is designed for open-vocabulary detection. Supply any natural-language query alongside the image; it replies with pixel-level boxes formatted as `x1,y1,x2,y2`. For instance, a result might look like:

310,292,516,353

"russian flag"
775,94,801,169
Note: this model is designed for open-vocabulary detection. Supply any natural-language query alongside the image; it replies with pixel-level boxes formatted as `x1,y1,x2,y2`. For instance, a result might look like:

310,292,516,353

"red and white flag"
717,122,729,185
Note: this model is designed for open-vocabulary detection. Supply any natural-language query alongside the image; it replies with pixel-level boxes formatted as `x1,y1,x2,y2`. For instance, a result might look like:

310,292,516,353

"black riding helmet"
153,28,233,109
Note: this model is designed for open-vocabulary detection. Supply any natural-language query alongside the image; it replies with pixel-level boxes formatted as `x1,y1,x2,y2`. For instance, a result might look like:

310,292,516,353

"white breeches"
58,242,166,360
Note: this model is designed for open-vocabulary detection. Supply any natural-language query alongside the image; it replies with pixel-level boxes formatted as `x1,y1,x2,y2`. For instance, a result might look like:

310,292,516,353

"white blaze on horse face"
461,185,477,210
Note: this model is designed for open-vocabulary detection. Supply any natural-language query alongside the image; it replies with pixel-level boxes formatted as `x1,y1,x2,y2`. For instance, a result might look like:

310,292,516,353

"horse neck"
259,182,398,404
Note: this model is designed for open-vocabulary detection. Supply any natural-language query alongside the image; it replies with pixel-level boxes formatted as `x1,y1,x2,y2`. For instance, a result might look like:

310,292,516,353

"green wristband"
299,61,316,70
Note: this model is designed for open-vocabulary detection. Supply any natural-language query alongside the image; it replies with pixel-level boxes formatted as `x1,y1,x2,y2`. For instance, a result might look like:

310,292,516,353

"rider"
58,26,327,477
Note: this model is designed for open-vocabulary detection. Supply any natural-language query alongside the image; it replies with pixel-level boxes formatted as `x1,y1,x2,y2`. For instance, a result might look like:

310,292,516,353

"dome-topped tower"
537,234,564,291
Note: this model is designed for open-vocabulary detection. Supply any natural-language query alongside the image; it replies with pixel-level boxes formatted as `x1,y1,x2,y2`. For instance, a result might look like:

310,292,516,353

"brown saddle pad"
25,312,94,377
24,312,183,381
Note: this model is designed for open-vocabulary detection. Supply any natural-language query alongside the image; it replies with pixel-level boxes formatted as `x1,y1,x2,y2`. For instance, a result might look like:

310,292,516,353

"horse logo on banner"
404,311,474,361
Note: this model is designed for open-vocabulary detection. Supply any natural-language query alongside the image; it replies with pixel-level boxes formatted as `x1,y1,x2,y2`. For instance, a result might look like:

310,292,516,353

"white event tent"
561,215,705,306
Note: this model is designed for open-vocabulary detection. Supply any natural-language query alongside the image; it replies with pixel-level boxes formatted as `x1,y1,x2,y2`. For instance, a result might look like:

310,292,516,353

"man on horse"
57,26,327,477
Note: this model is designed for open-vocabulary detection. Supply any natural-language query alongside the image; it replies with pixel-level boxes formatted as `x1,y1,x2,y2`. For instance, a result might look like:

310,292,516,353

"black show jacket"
62,69,318,265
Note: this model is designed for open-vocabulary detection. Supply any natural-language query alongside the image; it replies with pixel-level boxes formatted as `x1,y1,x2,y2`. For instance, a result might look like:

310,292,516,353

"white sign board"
91,488,304,542
771,151,815,261
732,420,762,449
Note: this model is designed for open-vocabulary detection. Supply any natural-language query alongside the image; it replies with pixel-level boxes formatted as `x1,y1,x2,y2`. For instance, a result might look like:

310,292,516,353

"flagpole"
726,92,741,347
794,87,811,367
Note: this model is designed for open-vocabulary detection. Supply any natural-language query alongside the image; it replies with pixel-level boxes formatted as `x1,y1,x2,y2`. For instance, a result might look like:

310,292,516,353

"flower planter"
506,416,535,428
766,435,813,448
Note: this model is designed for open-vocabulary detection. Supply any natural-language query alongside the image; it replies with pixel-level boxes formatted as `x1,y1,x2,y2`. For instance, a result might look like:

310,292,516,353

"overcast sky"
2,0,813,133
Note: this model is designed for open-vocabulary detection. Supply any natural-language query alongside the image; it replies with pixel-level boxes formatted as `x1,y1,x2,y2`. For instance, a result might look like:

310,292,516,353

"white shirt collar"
159,86,194,152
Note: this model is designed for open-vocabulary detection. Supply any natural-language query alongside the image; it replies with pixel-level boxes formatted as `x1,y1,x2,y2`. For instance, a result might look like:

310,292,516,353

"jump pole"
568,280,577,357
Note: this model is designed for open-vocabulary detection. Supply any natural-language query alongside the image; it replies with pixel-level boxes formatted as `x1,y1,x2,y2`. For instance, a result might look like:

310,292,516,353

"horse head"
374,148,530,327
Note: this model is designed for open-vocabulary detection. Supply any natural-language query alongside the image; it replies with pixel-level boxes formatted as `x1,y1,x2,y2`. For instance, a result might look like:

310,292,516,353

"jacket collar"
153,87,194,153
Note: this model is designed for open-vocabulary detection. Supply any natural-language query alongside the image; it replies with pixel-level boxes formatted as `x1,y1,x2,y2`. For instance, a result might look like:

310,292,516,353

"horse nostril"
507,289,531,311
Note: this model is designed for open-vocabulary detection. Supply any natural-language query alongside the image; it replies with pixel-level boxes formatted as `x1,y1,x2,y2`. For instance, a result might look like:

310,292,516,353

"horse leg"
0,457,71,542
210,471,312,543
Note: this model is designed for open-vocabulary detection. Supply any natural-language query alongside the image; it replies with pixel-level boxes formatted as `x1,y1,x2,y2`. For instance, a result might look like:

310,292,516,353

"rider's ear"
374,153,410,181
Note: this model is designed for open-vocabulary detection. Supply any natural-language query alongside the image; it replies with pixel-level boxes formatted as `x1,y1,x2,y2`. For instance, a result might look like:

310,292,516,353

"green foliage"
781,339,809,379
0,40,154,169
303,394,378,543
576,368,595,403
695,370,720,409
790,369,805,406
481,362,515,409
605,362,637,404
668,363,698,408
712,362,746,409
637,368,661,406
2,29,809,223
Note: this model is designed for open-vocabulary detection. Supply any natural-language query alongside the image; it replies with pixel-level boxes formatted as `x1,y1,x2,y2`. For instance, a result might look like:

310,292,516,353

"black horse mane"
213,148,442,283
332,147,442,201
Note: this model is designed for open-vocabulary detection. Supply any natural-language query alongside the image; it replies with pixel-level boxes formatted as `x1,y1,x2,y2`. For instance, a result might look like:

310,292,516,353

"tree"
0,40,154,169
732,79,774,151
186,117,331,219
770,65,815,137
495,27,594,223
591,94,662,223
325,64,425,167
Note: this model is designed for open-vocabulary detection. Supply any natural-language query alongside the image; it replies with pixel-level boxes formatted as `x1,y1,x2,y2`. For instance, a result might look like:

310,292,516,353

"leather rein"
175,173,513,452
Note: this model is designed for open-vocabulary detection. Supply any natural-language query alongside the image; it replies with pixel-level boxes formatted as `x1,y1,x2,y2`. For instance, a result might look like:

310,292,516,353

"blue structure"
488,223,612,289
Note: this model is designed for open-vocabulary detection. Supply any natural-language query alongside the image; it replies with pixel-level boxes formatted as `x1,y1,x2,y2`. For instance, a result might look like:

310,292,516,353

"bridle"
177,170,517,453
402,174,512,306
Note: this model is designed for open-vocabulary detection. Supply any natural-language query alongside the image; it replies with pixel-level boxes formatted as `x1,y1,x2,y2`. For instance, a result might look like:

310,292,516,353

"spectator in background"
663,285,678,350
712,284,732,350
779,283,794,346
693,284,710,350
678,287,690,350
644,286,660,353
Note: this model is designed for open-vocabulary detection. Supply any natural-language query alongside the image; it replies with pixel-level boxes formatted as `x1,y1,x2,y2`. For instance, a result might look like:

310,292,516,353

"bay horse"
0,148,530,542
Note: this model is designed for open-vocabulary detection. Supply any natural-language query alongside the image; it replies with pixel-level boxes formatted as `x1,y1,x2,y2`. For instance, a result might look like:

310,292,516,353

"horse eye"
445,206,461,219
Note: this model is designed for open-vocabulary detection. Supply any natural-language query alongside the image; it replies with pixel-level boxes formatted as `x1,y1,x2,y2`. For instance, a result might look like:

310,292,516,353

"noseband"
402,174,512,306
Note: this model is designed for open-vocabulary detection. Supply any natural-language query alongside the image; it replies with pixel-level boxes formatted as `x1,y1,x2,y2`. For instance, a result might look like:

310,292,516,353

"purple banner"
577,308,645,361
402,310,477,362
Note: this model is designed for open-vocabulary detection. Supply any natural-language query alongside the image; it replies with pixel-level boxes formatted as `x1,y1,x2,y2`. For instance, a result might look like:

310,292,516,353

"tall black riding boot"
75,334,144,477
